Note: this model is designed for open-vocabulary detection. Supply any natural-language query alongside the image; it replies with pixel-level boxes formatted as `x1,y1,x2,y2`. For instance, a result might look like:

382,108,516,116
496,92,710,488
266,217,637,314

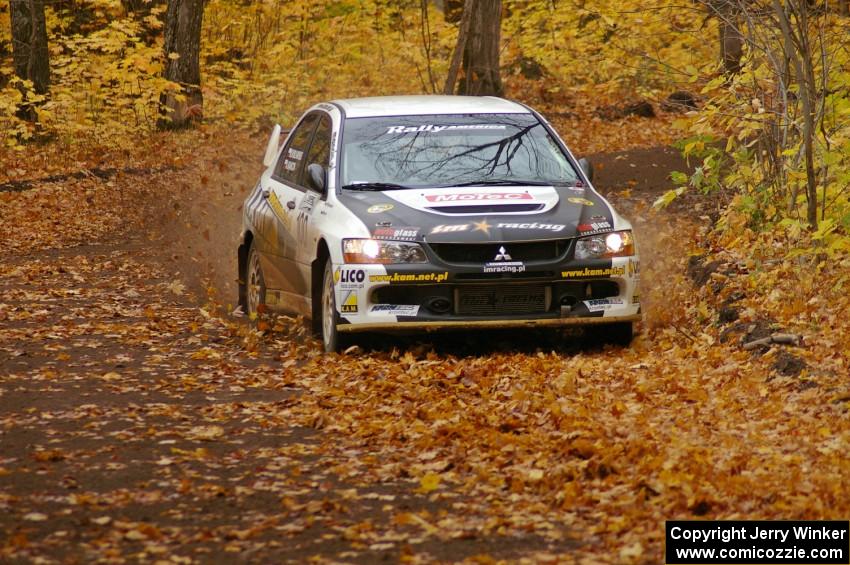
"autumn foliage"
2,1,850,563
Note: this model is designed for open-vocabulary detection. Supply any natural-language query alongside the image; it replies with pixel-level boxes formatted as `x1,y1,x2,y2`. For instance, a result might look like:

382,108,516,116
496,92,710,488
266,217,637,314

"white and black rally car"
237,96,640,351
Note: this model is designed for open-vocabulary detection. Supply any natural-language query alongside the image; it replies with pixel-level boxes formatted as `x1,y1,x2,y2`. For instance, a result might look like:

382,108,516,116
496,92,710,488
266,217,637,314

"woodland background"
2,0,850,563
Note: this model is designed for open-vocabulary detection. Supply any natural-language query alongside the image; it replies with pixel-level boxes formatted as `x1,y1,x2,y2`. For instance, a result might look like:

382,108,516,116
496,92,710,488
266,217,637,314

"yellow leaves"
171,447,210,459
190,347,222,360
418,472,441,493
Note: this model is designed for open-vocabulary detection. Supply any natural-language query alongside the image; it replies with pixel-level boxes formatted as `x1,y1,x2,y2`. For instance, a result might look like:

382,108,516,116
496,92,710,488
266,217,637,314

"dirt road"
3,138,844,563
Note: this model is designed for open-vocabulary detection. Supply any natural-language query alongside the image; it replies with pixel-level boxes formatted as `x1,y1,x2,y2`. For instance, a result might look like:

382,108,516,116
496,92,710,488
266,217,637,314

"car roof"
330,95,530,118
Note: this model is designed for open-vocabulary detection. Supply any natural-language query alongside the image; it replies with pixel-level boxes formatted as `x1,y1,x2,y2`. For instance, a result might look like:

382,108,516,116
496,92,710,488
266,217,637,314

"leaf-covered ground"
2,126,849,563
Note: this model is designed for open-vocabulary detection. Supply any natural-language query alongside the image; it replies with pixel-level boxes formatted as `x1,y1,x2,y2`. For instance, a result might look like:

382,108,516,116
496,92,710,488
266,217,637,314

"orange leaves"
33,449,66,463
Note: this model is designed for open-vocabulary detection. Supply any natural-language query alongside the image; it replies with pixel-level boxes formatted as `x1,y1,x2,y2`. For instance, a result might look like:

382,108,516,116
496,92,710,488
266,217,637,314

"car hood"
337,184,615,243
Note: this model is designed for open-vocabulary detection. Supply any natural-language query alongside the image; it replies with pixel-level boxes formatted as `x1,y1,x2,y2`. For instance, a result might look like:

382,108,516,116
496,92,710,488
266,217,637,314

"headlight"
574,230,635,260
343,239,427,264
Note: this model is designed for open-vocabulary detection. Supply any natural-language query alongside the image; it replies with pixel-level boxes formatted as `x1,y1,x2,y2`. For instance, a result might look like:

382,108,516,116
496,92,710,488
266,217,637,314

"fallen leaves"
3,128,849,565
185,425,225,441
23,513,48,522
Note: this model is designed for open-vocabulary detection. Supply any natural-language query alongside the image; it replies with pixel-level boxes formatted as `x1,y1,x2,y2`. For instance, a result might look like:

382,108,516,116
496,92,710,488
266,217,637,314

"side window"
273,113,319,184
302,116,332,173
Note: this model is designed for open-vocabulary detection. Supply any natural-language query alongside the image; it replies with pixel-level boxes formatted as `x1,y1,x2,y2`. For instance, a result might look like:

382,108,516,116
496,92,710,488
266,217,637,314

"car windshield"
341,113,579,189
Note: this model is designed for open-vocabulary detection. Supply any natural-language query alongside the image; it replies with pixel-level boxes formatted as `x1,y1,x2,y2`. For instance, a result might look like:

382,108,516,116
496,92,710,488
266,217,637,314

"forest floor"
1,118,849,564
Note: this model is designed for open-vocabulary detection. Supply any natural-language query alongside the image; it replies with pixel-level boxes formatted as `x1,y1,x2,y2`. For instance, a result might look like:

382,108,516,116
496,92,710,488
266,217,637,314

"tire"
245,243,266,319
607,322,634,347
320,259,348,353
586,322,634,347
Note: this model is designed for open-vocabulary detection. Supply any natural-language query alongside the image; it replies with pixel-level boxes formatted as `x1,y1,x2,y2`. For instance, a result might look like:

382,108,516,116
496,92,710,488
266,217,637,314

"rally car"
237,95,640,352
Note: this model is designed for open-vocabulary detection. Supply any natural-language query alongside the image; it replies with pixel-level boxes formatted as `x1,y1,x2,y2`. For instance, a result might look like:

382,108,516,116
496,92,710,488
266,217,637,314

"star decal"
473,219,491,235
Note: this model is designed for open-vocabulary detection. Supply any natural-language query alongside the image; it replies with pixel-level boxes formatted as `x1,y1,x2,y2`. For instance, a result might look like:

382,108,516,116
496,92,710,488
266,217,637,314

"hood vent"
426,203,545,214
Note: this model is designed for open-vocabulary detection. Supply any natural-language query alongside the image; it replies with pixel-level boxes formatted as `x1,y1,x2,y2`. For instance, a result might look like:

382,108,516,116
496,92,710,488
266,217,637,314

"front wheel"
607,322,634,346
586,322,633,347
321,260,348,353
246,243,266,319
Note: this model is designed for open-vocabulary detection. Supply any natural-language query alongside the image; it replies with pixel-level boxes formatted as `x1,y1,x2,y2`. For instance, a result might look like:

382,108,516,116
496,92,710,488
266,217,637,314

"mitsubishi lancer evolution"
237,95,640,352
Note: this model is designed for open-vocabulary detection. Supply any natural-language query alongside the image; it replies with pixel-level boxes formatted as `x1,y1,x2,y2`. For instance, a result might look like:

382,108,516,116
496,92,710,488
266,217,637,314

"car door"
293,115,333,299
261,112,319,305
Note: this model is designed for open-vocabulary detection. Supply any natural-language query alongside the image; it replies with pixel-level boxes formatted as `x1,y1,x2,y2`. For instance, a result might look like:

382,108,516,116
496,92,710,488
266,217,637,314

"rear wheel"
321,260,348,353
246,243,266,318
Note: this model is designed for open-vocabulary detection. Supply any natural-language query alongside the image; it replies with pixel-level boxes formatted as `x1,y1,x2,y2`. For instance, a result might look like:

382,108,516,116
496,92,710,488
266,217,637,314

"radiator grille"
454,284,549,316
429,240,569,264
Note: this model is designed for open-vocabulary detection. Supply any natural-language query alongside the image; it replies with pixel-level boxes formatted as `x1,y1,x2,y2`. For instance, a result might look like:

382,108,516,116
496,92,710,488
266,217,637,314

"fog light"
426,297,451,314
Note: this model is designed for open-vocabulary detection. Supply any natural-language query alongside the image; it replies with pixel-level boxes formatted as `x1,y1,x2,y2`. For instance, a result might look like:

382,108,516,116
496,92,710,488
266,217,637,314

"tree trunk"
716,3,743,74
443,0,474,95
10,0,50,119
773,0,818,228
158,0,205,129
460,0,503,96
445,0,503,97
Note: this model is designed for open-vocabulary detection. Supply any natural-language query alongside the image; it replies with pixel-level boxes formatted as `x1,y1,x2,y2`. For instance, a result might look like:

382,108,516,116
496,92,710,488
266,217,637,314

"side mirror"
306,163,326,193
262,124,282,168
578,158,594,183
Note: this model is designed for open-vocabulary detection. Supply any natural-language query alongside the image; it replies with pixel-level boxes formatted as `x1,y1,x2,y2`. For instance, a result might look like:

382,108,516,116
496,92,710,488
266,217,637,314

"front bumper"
337,314,641,333
333,254,640,332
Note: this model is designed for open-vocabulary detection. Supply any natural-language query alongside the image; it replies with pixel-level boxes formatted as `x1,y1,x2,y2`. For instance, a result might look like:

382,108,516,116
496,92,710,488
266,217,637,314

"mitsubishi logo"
493,246,512,261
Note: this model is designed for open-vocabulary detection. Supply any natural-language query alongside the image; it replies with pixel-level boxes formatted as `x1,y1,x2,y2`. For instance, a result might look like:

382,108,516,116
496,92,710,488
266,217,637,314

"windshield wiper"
342,182,411,191
440,179,552,188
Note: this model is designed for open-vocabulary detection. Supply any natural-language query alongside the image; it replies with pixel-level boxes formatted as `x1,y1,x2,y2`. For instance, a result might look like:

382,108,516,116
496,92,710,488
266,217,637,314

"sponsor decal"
341,291,358,314
425,192,532,203
283,159,298,172
267,191,286,217
583,298,625,312
329,131,338,169
316,103,335,112
288,147,304,161
335,268,366,289
628,258,640,277
432,221,565,234
577,220,613,234
496,221,565,232
267,192,293,229
373,227,419,241
386,124,507,134
368,204,394,213
369,272,448,283
473,219,491,235
369,304,420,316
568,197,594,206
483,262,526,274
431,223,469,234
300,193,317,212
561,266,626,278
